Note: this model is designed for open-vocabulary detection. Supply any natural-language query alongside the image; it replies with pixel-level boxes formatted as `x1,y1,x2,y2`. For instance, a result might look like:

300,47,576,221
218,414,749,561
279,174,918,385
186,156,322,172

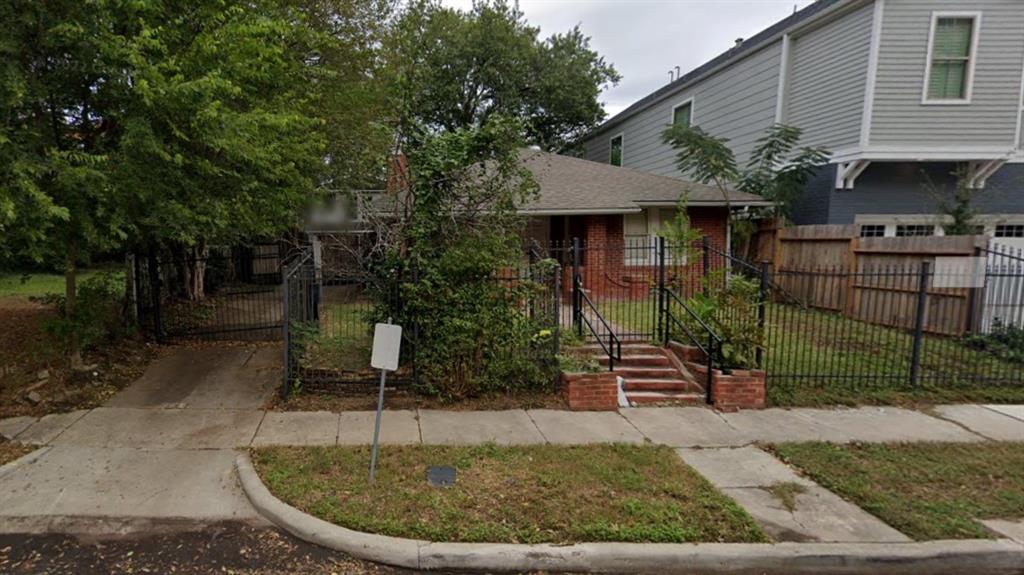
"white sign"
371,323,403,371
932,257,986,289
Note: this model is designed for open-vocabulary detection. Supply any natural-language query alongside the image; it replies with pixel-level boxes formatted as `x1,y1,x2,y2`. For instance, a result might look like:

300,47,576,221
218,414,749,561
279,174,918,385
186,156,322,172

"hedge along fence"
282,244,562,398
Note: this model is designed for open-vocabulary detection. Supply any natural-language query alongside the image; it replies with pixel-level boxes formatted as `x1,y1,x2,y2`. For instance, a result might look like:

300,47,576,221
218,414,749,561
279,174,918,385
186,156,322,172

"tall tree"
2,0,384,358
389,0,619,152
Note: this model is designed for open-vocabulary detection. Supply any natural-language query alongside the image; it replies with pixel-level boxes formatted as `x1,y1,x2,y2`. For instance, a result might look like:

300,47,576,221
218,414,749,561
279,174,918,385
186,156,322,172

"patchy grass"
764,481,807,513
771,442,1024,540
0,440,34,466
252,444,766,544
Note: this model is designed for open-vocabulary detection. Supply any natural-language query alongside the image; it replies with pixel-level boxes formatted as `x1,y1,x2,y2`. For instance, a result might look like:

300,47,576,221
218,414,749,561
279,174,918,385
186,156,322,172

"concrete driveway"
0,344,280,534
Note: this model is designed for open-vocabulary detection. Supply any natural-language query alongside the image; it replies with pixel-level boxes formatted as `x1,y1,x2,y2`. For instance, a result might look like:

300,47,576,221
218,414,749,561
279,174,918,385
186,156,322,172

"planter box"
672,343,766,412
560,371,619,411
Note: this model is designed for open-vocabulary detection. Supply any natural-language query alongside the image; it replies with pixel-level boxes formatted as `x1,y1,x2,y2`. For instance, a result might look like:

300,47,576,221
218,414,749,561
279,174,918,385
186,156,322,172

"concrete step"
583,344,661,356
611,367,681,379
622,378,694,392
625,391,705,405
598,354,672,367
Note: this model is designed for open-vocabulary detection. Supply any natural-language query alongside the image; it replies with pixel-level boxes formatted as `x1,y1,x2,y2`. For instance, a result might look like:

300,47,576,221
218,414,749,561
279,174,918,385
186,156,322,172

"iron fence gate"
134,244,286,341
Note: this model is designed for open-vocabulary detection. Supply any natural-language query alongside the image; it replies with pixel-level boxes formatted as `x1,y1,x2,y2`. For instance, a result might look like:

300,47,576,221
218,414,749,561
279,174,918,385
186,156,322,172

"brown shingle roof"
519,149,771,214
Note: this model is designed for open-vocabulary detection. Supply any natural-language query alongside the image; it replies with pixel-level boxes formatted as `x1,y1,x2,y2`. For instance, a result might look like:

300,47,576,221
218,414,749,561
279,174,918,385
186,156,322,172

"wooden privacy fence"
770,226,987,336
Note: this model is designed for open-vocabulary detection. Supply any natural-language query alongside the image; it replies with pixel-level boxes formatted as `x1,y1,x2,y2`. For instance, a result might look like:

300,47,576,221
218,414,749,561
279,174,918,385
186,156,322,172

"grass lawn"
0,440,33,466
252,444,766,544
598,296,1024,406
299,302,373,373
771,442,1024,541
0,269,122,299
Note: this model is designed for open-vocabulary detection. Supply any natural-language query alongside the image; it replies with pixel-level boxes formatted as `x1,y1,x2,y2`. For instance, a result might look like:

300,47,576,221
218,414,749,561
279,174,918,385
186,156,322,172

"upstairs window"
860,225,886,238
896,224,936,237
924,14,979,103
609,134,623,166
671,101,693,127
995,224,1024,238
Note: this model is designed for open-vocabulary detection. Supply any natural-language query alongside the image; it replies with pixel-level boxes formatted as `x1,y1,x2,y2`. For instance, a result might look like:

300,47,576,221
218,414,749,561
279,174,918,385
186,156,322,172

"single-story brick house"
518,150,770,295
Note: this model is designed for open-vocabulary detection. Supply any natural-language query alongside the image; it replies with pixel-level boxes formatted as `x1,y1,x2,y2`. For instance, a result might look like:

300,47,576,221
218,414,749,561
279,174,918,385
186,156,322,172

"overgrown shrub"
36,271,131,353
676,273,765,370
963,321,1024,365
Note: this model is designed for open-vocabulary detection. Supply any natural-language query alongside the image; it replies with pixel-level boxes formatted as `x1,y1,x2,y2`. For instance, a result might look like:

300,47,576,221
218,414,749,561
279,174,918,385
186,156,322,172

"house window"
623,211,650,265
896,224,936,237
671,101,693,127
609,134,623,166
860,224,886,238
924,14,978,103
995,224,1024,238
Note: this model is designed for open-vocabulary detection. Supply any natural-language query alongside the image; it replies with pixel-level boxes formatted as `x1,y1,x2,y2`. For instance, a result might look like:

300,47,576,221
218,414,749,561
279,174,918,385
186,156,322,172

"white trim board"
859,0,884,147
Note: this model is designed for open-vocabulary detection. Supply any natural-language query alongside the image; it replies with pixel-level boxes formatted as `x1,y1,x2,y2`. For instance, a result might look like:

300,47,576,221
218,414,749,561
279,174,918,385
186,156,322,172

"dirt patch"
270,388,567,412
0,439,33,466
0,297,158,419
0,522,413,575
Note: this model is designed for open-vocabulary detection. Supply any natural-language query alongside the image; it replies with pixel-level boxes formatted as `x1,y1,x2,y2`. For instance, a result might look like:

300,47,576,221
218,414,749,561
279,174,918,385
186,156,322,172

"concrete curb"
236,452,1024,574
0,445,51,481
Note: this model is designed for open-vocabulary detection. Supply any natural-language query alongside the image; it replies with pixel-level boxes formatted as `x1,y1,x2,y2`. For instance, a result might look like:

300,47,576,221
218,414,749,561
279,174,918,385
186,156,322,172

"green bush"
963,321,1024,365
36,271,131,353
676,273,765,370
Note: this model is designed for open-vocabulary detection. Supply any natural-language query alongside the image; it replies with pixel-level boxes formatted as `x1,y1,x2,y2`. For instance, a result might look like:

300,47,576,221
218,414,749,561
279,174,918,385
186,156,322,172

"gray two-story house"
581,0,1024,241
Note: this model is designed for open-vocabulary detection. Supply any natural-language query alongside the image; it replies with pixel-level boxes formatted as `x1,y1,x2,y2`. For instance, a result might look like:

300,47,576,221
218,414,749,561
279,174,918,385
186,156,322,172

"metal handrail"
661,286,722,403
578,288,622,371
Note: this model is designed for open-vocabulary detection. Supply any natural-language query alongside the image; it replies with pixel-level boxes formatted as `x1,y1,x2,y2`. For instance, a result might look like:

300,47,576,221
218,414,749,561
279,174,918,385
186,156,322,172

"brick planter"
671,343,766,412
560,371,619,411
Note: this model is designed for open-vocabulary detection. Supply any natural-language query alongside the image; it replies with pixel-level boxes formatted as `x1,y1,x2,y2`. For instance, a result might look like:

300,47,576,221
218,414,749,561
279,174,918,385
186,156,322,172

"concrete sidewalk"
4,403,1023,450
1,400,1022,539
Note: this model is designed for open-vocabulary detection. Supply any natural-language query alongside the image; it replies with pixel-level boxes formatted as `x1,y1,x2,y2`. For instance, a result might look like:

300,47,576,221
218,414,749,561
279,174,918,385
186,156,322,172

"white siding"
870,0,1024,147
787,1,876,150
584,43,783,174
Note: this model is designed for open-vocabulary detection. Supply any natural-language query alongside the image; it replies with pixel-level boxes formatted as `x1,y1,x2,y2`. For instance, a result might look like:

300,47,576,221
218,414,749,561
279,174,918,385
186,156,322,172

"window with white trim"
671,101,692,127
860,224,886,238
896,224,936,237
609,135,623,166
995,224,1024,238
924,15,977,102
623,211,650,265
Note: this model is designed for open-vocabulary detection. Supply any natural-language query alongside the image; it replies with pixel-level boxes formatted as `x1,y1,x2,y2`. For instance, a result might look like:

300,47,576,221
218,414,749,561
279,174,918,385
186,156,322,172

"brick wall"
560,371,620,411
565,209,729,299
685,359,766,412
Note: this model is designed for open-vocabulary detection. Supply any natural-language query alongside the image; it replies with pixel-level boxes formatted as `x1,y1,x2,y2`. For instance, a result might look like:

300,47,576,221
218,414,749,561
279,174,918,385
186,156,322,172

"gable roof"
520,149,770,214
589,0,850,139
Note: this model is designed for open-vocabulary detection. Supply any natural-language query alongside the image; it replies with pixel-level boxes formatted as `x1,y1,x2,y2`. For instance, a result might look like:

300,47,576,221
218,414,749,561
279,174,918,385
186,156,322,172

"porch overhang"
829,146,1014,190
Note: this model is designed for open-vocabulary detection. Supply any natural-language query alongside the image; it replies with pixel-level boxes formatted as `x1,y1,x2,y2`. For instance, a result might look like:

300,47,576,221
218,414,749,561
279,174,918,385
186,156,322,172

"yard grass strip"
251,443,766,544
770,442,1024,541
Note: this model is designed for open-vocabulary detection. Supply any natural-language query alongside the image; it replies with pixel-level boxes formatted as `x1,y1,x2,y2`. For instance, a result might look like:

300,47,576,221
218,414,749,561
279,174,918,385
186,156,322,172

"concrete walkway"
1,344,1023,546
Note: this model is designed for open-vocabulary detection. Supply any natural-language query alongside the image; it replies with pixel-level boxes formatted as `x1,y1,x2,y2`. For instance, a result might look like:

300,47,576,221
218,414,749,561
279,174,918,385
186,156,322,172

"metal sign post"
369,318,402,484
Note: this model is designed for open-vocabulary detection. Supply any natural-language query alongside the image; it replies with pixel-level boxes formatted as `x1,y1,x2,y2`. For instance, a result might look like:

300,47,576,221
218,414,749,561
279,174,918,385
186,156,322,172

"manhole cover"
427,465,456,487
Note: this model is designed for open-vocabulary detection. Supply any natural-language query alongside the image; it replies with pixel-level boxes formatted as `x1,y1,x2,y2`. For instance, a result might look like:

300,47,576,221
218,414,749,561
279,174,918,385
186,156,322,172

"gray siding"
584,42,783,174
870,0,1024,148
823,162,1024,224
787,1,875,151
790,165,837,224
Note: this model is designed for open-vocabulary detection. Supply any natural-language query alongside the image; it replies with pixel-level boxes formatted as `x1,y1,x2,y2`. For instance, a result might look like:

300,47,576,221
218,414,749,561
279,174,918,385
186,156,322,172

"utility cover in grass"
251,444,766,544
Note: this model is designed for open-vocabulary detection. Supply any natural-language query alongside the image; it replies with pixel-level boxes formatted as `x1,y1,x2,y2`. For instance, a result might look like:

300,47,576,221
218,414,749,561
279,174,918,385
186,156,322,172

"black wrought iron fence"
133,244,286,341
281,243,561,397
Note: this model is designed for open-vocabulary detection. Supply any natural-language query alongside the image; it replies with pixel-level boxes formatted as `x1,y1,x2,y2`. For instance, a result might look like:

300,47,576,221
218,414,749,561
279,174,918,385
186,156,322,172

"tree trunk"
66,237,85,370
181,241,208,301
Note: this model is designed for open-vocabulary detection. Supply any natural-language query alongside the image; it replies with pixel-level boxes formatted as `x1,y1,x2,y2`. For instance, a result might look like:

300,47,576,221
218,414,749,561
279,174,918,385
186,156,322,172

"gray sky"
440,0,815,118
